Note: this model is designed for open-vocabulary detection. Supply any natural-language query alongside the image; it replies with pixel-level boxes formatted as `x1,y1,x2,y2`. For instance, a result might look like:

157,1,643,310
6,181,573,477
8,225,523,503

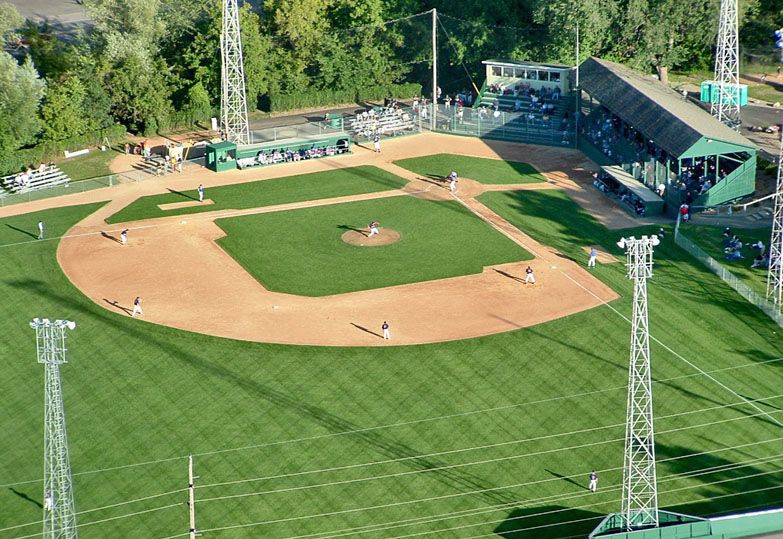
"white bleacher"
347,106,416,139
0,165,71,197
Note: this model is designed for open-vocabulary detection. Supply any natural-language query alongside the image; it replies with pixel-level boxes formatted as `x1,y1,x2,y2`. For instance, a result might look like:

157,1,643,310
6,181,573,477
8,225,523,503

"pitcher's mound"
341,229,401,247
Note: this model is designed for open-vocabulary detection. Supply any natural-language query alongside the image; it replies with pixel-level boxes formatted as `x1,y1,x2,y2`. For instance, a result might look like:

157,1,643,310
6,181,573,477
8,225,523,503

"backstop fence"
674,216,783,327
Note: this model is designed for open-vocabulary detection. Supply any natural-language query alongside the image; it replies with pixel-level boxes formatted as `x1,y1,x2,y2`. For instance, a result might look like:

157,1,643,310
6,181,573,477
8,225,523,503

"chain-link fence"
674,217,782,326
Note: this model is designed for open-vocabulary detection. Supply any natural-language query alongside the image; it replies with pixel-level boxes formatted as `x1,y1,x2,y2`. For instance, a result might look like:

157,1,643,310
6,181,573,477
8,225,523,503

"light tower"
220,0,250,145
767,132,783,312
711,0,741,129
31,318,78,539
616,235,660,530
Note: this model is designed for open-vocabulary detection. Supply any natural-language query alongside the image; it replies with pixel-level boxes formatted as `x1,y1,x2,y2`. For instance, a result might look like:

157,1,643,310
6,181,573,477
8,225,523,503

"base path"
57,133,620,346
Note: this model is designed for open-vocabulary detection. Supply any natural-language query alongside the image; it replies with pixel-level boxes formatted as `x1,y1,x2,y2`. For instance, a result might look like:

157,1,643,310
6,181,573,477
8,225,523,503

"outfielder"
588,470,598,492
198,184,204,202
588,247,597,268
368,221,380,237
38,220,45,240
132,296,143,317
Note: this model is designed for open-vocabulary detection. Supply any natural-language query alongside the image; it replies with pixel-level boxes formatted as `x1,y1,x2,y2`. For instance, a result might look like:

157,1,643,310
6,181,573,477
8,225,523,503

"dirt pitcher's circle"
341,228,401,247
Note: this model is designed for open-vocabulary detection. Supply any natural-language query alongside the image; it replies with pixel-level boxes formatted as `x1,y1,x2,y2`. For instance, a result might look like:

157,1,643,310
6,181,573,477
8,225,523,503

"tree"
0,53,45,163
182,81,212,125
106,54,172,134
0,2,23,46
40,76,89,142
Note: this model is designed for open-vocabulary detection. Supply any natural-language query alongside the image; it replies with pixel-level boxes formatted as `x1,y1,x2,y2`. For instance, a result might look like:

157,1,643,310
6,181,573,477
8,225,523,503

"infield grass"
215,195,532,296
0,188,782,538
393,153,547,184
678,224,771,298
105,165,408,223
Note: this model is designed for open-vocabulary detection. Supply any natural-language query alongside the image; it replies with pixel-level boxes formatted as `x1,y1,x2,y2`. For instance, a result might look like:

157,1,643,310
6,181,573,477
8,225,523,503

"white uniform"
132,297,143,317
373,136,381,153
368,223,379,237
588,472,598,492
38,221,44,240
524,268,536,284
382,322,390,340
198,185,204,202
121,230,128,245
588,249,597,268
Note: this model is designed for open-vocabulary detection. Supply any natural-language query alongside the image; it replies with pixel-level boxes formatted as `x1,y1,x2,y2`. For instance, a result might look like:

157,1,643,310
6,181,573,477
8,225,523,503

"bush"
267,83,423,113
0,124,126,175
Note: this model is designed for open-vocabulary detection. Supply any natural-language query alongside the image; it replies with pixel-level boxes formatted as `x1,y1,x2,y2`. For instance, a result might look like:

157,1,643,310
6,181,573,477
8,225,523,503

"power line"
195,393,783,491
193,408,783,505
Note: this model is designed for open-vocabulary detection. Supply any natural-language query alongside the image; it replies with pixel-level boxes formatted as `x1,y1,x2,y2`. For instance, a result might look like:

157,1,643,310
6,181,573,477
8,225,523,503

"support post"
431,8,437,131
189,454,197,539
766,132,783,312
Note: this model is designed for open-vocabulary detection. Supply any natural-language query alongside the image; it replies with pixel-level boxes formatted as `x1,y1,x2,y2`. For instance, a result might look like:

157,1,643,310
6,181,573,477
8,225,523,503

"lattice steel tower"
767,132,783,312
220,0,250,145
711,0,741,129
617,235,661,530
31,318,78,539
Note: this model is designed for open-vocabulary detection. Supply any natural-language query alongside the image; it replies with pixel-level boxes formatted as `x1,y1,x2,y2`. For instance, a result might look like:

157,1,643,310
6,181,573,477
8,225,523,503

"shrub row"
267,83,423,113
2,124,127,175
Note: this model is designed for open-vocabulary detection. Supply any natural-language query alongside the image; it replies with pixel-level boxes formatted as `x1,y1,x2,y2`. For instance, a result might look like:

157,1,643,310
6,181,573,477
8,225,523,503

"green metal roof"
578,57,756,157
207,140,237,150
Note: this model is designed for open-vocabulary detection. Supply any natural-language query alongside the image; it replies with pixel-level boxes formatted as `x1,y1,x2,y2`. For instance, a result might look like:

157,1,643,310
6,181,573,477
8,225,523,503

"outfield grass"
393,153,547,184
1,190,782,538
680,225,771,298
105,165,409,223
215,196,531,296
56,149,117,181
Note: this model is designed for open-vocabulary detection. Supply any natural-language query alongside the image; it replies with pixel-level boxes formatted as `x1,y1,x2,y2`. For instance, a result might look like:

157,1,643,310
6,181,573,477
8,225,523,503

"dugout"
578,57,757,213
205,141,237,173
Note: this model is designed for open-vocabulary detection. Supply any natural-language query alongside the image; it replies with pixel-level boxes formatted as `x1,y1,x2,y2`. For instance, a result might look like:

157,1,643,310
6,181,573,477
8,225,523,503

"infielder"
382,321,390,340
120,229,128,245
368,221,380,237
588,470,598,492
524,266,536,284
588,247,597,268
198,184,204,202
38,220,45,240
132,296,143,317
44,490,54,512
373,134,381,153
448,171,458,193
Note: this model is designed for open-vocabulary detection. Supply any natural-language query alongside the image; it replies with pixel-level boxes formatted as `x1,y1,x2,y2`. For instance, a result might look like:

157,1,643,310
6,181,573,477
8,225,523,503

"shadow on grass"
494,505,604,538
545,469,587,491
103,298,132,315
5,224,38,240
10,278,520,507
167,188,197,201
9,488,43,509
338,224,366,236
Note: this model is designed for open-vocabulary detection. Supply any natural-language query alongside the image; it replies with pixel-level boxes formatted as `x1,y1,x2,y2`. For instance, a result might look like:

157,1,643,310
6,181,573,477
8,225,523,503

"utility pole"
767,131,783,313
221,0,251,145
712,0,741,129
575,20,580,88
188,454,198,539
31,318,78,539
431,8,437,132
616,236,661,530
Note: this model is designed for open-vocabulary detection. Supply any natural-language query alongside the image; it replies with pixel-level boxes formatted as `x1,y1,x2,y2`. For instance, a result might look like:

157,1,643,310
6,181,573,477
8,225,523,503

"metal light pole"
712,0,741,129
431,8,437,131
616,236,660,530
221,0,250,145
31,318,78,539
767,132,783,312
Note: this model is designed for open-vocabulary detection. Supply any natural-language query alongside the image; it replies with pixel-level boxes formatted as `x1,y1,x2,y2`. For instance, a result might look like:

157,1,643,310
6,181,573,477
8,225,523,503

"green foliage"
215,195,531,296
0,53,45,164
0,2,23,46
268,83,422,112
105,55,173,134
40,76,90,143
181,81,214,125
20,21,72,79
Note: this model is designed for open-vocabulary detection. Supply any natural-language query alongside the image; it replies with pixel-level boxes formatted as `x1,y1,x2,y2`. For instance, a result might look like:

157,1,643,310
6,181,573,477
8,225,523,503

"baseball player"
198,184,204,202
382,321,390,340
588,247,597,268
120,229,128,245
131,296,143,317
44,490,54,512
38,220,45,240
524,266,536,284
448,171,458,193
368,221,380,237
588,470,598,492
373,134,381,153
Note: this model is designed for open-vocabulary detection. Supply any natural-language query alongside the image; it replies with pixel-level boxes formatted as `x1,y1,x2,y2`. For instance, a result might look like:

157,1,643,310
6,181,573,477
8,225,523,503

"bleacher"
1,165,71,198
475,89,568,126
347,105,416,140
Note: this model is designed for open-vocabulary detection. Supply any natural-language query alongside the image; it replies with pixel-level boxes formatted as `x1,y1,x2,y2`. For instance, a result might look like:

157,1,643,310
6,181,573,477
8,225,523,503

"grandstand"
0,164,71,197
346,102,418,140
577,57,757,215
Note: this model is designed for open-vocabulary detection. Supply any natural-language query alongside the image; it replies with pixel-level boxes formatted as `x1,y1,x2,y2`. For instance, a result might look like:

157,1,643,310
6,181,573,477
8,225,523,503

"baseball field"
1,134,782,538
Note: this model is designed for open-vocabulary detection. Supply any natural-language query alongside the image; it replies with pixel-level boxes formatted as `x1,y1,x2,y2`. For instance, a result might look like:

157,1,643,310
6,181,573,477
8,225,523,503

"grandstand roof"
578,57,756,157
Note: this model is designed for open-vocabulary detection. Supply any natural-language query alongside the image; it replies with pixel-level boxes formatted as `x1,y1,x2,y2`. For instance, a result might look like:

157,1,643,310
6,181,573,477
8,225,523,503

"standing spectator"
37,220,45,240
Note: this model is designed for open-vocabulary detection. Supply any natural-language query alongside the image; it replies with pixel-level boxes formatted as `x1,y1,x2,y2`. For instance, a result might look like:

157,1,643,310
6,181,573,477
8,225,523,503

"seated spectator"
725,249,743,260
751,240,765,255
752,254,769,268
634,200,646,216
514,98,522,111
656,182,666,197
723,226,732,238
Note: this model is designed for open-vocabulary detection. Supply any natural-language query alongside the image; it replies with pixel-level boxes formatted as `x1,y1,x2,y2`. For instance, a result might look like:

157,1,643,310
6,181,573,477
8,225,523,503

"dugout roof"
578,57,756,158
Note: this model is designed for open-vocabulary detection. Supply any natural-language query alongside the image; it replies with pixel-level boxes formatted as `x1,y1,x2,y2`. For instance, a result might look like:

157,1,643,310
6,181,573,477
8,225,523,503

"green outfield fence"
674,215,783,327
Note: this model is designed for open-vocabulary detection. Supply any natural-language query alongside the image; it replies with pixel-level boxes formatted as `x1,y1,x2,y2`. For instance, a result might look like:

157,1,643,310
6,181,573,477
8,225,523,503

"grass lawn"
394,153,547,184
215,195,532,296
56,149,117,181
679,224,771,297
105,165,409,224
747,84,783,104
1,191,782,538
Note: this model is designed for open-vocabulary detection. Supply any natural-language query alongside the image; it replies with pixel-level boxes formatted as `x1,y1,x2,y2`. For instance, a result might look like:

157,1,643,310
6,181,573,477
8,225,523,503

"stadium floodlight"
767,131,783,313
220,0,251,145
711,0,741,129
31,317,78,538
617,236,660,530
